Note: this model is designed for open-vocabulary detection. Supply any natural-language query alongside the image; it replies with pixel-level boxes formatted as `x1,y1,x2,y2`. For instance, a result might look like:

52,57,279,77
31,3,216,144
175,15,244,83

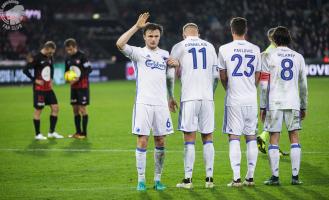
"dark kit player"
23,41,64,140
64,38,92,139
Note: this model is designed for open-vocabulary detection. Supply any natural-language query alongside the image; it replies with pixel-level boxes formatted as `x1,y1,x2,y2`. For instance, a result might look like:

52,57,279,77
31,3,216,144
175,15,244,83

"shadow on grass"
210,187,228,200
253,186,281,200
158,190,174,200
16,139,58,156
62,138,92,156
139,191,152,200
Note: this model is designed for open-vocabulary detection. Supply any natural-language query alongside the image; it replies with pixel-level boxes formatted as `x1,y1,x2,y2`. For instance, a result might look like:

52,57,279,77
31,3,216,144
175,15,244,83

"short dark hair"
64,38,77,47
230,17,247,36
142,23,163,35
43,41,56,49
272,26,292,46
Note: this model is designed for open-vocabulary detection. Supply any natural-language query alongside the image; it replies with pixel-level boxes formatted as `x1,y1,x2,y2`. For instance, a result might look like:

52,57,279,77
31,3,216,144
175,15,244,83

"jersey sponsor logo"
41,66,51,81
145,59,166,70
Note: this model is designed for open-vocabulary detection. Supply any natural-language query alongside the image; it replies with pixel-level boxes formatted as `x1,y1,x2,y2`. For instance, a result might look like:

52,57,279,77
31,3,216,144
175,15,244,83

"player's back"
218,40,261,106
171,36,217,102
263,46,306,110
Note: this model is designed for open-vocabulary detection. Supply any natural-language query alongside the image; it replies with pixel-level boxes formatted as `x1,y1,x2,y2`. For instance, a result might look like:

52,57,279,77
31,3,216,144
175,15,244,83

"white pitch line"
0,148,328,154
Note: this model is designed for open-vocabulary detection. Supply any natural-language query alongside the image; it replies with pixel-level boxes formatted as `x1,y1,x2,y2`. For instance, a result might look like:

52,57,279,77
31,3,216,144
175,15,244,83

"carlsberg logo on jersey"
145,59,166,70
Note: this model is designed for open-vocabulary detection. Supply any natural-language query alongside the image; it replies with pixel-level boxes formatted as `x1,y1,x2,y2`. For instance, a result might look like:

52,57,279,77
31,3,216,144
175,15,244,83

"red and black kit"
65,50,92,105
23,52,58,109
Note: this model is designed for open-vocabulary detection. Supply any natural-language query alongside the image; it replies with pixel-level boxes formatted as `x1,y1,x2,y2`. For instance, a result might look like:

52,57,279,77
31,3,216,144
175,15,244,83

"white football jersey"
261,46,308,110
218,40,261,106
121,44,170,106
170,36,218,102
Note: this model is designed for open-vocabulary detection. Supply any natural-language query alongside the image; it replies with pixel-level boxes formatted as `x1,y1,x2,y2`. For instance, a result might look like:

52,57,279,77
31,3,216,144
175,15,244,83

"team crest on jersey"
145,59,166,70
76,59,80,64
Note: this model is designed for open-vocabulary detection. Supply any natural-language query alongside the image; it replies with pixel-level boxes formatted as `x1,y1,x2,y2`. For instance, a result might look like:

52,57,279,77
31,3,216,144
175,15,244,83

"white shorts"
264,109,301,132
178,100,215,134
223,106,257,136
132,103,173,136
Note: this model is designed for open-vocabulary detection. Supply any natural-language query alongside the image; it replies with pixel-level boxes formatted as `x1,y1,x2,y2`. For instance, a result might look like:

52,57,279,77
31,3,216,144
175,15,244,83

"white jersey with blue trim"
170,36,218,102
261,46,308,110
121,44,170,106
218,40,261,106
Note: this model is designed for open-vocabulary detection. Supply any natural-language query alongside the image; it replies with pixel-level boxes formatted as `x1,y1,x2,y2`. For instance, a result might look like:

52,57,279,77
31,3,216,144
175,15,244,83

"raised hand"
136,12,150,29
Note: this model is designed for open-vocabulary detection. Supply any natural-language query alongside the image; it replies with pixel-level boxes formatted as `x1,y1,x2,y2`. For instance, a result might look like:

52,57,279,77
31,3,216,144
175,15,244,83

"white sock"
290,143,301,176
268,145,280,177
154,146,165,181
246,139,258,179
203,141,214,178
184,142,195,179
136,148,146,182
229,139,241,181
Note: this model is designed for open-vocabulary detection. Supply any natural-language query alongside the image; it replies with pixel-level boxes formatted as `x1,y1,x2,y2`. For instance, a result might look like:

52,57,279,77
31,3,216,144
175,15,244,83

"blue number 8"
281,59,293,81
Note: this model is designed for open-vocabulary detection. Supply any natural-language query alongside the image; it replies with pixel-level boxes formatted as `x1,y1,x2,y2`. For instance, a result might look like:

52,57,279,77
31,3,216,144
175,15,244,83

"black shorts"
34,90,58,109
71,88,89,105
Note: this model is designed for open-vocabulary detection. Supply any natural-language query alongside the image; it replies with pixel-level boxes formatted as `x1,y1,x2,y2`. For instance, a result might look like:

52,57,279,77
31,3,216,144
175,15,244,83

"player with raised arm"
23,41,64,140
261,26,308,185
167,23,219,189
116,12,175,191
64,38,92,139
218,17,261,187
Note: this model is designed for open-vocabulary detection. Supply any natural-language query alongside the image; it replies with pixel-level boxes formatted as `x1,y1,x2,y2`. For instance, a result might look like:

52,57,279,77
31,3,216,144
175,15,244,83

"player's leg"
176,101,198,189
80,105,88,137
69,89,82,138
79,89,89,137
153,136,166,190
264,110,282,185
201,133,214,188
199,100,215,188
47,90,63,138
227,134,242,187
136,135,148,191
224,106,243,187
34,108,46,140
176,132,196,189
132,103,152,191
289,130,302,185
73,105,81,135
265,132,281,185
33,91,46,140
152,105,173,190
243,106,258,186
244,135,258,186
286,109,303,185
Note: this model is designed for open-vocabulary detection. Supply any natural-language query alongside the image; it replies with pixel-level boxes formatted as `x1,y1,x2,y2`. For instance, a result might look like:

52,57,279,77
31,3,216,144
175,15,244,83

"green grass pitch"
0,78,328,200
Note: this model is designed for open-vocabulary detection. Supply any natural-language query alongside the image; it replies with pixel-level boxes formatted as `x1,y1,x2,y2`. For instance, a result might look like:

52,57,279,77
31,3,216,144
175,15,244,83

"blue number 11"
188,47,207,69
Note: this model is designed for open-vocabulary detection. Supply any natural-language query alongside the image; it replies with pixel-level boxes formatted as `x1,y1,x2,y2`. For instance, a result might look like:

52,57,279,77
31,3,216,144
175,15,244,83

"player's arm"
167,43,181,68
211,46,219,94
299,56,308,120
23,54,36,81
116,12,150,50
82,55,92,75
64,59,69,72
259,53,270,122
167,67,178,112
217,49,227,90
219,70,228,90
